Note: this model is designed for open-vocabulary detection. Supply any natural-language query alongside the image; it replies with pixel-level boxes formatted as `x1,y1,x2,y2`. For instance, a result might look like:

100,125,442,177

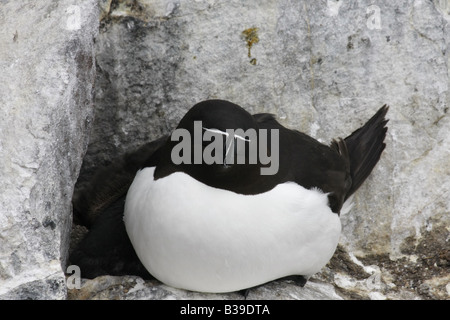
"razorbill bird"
122,99,388,293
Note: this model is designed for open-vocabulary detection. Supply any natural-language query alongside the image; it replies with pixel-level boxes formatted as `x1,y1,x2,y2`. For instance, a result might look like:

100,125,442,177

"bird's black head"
178,100,257,133
153,100,264,192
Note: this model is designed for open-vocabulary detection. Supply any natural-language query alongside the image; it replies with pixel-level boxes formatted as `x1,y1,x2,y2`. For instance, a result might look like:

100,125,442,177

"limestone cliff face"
0,0,98,299
1,0,449,299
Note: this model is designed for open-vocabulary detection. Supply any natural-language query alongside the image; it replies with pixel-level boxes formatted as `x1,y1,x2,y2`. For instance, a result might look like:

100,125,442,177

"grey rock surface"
67,274,343,300
0,0,98,299
73,0,449,300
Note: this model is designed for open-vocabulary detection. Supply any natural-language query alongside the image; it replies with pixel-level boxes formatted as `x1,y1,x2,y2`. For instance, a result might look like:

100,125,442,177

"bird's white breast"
124,167,341,293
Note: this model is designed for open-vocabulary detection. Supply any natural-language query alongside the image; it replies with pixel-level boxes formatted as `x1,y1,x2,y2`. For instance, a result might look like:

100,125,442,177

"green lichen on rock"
242,27,259,58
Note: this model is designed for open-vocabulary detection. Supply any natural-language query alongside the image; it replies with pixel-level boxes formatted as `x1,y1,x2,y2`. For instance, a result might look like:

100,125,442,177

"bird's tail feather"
344,105,389,200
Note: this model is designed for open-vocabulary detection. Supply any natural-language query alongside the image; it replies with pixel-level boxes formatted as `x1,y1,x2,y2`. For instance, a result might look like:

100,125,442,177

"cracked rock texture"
0,0,98,299
73,0,449,300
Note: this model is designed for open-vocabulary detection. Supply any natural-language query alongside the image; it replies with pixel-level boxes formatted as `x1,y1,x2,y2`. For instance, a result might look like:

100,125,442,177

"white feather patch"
124,167,341,293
